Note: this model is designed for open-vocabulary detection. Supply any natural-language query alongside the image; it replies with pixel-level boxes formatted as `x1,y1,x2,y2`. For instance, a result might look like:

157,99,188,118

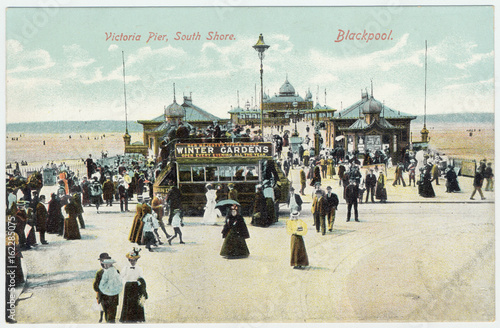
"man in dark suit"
345,179,359,222
311,189,327,235
365,169,377,203
324,186,339,231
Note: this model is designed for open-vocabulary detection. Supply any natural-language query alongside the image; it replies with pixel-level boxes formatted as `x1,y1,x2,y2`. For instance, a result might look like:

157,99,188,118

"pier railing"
448,158,476,177
6,162,87,180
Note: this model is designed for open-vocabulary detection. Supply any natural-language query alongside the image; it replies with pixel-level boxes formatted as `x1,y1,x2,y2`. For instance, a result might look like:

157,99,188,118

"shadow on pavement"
25,270,97,290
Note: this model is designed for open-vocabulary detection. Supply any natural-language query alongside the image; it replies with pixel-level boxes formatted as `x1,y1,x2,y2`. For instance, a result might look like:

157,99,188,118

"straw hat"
126,247,141,260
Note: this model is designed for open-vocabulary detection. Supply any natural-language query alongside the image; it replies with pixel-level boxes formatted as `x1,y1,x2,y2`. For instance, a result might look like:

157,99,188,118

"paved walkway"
11,167,495,324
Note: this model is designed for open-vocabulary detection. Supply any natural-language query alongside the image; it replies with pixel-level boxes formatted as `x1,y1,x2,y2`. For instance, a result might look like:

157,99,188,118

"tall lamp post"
253,33,270,137
292,101,299,136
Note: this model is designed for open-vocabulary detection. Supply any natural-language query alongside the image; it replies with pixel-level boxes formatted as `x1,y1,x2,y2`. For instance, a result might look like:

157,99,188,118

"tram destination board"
175,142,273,158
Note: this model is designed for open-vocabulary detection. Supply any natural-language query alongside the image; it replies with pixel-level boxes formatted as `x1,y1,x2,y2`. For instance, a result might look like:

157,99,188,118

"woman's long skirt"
220,229,249,258
420,180,435,198
120,281,145,323
64,216,81,240
129,216,141,243
290,235,309,267
375,184,387,201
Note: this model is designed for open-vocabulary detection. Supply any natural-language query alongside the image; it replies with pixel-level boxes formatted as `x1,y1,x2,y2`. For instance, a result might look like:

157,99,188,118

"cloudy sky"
5,5,494,123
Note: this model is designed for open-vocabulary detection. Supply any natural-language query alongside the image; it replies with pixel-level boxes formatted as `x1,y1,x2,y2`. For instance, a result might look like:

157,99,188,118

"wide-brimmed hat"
126,248,141,260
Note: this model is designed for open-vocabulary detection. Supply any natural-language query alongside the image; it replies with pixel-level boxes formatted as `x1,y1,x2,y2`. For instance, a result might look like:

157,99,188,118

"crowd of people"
5,122,495,323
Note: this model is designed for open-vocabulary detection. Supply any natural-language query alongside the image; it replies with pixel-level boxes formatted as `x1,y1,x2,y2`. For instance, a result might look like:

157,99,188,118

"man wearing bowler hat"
93,253,122,323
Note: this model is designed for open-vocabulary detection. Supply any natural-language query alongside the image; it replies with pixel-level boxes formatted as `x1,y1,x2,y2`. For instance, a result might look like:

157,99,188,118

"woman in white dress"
120,248,147,323
202,183,220,225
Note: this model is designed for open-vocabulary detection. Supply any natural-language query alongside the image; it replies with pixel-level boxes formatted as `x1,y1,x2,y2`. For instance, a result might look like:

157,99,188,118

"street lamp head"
253,33,270,59
292,101,298,108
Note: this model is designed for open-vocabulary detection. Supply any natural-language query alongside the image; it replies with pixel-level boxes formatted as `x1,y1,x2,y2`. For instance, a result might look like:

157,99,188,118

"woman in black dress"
418,164,436,198
46,193,63,234
220,205,250,258
445,165,461,193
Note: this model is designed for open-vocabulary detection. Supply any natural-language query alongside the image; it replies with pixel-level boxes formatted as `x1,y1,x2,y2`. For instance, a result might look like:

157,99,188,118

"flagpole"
122,51,129,134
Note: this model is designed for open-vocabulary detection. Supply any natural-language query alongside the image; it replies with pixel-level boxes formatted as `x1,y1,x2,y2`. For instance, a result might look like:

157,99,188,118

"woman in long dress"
63,196,81,240
286,211,309,269
419,164,436,198
135,203,150,245
46,193,63,234
129,203,143,243
220,205,250,258
445,165,461,192
375,171,387,203
120,248,147,323
326,156,335,179
202,184,221,225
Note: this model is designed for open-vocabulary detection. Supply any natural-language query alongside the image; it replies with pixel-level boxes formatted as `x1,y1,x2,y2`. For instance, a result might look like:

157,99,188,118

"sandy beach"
6,123,494,168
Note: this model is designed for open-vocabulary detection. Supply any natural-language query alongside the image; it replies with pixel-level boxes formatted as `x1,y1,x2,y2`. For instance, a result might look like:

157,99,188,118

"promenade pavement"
10,167,495,324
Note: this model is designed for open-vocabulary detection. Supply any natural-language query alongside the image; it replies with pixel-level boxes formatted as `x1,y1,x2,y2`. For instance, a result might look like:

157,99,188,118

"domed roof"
362,97,382,115
165,100,185,118
279,78,296,96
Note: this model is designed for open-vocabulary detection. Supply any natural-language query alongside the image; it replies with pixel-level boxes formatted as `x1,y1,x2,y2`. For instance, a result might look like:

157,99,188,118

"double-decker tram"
154,141,290,215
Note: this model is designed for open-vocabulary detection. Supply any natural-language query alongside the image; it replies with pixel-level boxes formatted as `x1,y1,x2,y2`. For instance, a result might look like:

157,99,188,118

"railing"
448,157,476,177
6,162,87,179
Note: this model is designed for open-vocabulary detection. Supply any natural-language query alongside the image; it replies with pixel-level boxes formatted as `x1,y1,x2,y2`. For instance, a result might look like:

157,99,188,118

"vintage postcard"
3,2,495,327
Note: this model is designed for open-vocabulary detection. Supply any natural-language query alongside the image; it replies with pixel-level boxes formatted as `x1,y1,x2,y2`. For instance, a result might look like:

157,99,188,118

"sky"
5,5,495,123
